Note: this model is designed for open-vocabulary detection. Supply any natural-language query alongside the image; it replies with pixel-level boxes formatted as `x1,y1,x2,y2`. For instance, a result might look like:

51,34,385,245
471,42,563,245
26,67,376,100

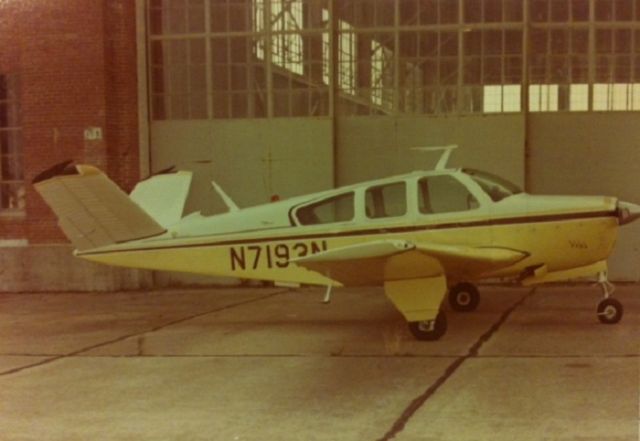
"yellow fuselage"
79,210,619,287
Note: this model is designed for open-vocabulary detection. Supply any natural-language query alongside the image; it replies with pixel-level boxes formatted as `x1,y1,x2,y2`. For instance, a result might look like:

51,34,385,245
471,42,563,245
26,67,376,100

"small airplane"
33,147,640,340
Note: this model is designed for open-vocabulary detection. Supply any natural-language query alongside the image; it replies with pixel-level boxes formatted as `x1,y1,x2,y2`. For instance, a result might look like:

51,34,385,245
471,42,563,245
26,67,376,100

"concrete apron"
0,285,638,441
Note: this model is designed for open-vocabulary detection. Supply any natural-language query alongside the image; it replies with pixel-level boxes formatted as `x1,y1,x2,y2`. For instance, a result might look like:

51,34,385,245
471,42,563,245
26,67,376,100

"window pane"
0,73,23,212
418,176,478,214
464,0,481,22
502,85,521,111
595,0,613,20
550,0,569,21
0,75,6,100
529,84,559,111
531,0,549,22
150,0,205,34
0,130,21,156
0,182,25,211
296,193,354,225
1,154,22,180
593,83,610,110
504,0,523,21
571,0,588,20
614,0,632,20
566,84,586,110
211,0,253,32
365,182,407,219
439,0,458,23
464,168,521,201
484,0,502,22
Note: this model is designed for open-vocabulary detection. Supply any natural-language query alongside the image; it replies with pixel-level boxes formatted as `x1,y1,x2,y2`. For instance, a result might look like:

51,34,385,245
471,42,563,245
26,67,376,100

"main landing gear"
405,282,476,341
408,311,447,341
596,272,623,324
448,282,480,312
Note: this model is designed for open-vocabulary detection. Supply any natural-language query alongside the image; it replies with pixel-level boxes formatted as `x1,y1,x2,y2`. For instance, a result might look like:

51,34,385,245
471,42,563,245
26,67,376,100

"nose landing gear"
596,272,623,324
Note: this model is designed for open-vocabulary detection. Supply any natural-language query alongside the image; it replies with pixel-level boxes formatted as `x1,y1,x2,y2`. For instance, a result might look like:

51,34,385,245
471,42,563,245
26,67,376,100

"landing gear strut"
408,311,447,341
448,283,480,312
596,272,623,324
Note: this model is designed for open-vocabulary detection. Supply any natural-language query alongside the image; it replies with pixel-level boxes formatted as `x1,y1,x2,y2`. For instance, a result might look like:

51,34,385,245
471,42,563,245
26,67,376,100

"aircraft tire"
597,298,623,324
448,283,480,312
408,311,447,341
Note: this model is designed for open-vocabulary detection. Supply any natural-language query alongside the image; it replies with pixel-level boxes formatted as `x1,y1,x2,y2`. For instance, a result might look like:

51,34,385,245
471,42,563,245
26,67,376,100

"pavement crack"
376,287,536,441
0,289,289,377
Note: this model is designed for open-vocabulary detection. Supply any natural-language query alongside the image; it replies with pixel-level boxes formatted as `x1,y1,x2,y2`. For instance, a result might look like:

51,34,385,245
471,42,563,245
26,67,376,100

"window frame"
148,1,640,119
415,172,487,217
461,168,523,202
293,191,356,226
0,73,24,216
364,181,408,220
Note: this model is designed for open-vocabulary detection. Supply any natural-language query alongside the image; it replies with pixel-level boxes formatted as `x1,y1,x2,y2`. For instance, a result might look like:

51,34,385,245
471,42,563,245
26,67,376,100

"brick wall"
104,0,141,192
0,0,140,244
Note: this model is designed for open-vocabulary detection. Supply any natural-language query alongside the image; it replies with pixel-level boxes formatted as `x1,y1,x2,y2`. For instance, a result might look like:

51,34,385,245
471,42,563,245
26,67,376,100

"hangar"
1,2,639,440
1,0,640,290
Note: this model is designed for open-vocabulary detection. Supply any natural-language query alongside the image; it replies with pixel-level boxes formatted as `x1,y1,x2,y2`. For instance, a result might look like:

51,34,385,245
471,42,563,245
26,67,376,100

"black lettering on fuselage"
310,241,325,254
230,247,246,270
228,240,328,271
293,242,308,257
247,245,262,269
274,244,290,268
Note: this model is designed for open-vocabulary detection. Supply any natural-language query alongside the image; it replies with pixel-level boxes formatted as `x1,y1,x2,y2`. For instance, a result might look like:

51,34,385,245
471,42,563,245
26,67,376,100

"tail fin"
129,170,192,228
33,161,166,251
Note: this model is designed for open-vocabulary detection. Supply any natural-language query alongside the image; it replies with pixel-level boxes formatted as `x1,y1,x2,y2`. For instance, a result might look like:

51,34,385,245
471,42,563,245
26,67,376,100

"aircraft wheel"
597,298,623,324
408,311,447,341
448,283,480,312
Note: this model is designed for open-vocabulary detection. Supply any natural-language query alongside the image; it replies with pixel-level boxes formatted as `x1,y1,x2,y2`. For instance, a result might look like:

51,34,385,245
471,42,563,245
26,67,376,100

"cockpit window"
365,182,407,219
296,192,354,225
462,169,522,202
418,175,479,214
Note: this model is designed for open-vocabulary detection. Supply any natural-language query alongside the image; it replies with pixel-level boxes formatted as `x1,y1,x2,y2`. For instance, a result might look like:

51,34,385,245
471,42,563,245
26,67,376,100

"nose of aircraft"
617,200,640,226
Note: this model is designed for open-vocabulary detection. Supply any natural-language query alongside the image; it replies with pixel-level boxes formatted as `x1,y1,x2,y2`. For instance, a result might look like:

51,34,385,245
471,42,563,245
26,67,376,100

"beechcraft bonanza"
34,147,640,340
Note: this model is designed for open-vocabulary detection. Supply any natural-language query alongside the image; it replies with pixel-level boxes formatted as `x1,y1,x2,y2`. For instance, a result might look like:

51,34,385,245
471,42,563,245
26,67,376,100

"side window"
365,182,407,219
418,175,478,214
296,192,354,225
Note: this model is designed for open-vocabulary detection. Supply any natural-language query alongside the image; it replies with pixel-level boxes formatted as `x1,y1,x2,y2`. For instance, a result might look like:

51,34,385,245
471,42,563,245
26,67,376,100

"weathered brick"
0,0,140,244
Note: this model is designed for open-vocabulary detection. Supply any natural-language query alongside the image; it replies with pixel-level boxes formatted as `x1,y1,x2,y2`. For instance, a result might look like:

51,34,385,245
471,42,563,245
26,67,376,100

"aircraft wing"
292,239,528,286
414,242,529,276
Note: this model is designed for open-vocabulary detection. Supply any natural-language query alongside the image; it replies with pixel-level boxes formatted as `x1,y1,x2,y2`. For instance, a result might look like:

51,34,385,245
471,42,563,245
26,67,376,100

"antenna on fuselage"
211,181,240,212
411,144,458,170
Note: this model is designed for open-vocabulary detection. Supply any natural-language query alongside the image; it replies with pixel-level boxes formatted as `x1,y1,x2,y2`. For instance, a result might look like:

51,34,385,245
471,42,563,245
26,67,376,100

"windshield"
462,169,523,202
